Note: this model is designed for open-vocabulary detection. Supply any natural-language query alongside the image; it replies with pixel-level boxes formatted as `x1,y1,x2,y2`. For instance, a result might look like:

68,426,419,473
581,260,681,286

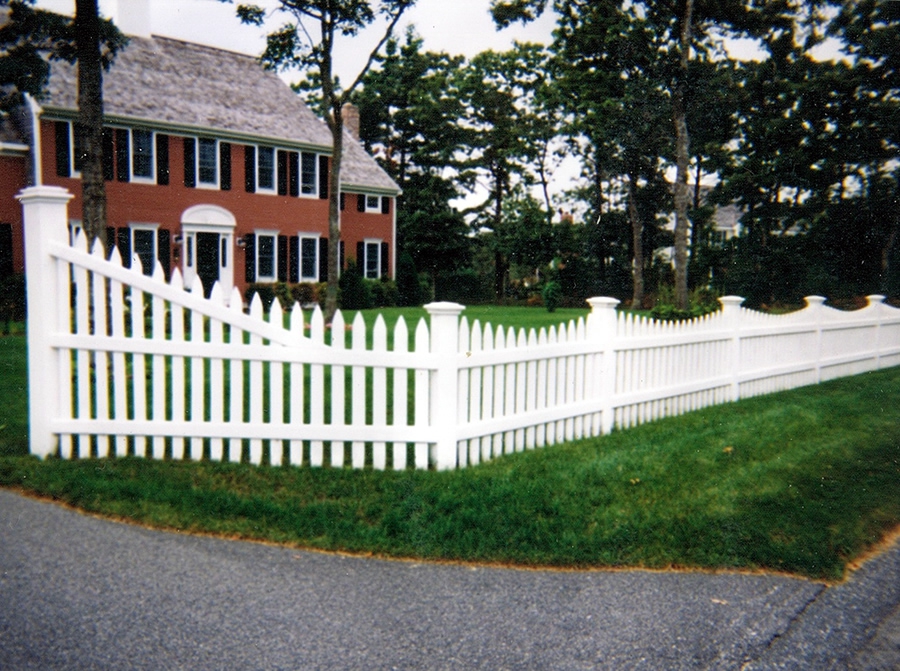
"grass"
1,310,899,580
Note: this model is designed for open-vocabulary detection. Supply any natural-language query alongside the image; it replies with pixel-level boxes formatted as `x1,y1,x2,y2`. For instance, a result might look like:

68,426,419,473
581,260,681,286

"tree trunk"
75,0,106,245
672,0,694,311
324,106,344,323
627,174,644,308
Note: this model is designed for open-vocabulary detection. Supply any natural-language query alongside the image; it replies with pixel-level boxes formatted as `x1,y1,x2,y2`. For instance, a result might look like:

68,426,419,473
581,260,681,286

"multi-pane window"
365,195,380,212
256,232,277,281
131,129,154,180
301,152,317,195
72,123,86,174
257,146,276,191
132,226,157,275
300,236,318,281
364,241,381,279
198,138,218,185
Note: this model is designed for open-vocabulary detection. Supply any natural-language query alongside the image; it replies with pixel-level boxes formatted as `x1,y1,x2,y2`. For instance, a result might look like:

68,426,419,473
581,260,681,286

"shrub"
651,285,721,321
542,281,562,312
434,268,491,304
339,261,373,310
0,274,26,333
396,251,423,307
291,282,319,308
368,278,398,308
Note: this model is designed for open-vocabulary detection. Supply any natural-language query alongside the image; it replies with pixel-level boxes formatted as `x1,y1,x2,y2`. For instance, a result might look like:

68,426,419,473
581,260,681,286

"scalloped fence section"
20,186,900,469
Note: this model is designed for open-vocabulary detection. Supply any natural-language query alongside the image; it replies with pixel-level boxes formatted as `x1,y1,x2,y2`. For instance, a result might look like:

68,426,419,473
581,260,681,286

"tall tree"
229,0,416,319
454,42,552,300
1,0,125,243
351,28,470,282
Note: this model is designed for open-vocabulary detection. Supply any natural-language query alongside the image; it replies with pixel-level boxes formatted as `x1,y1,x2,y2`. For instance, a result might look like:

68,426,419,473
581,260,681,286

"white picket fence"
20,186,900,470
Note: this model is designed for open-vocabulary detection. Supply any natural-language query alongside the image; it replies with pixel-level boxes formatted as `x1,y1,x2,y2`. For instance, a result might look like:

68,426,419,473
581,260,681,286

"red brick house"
0,28,400,298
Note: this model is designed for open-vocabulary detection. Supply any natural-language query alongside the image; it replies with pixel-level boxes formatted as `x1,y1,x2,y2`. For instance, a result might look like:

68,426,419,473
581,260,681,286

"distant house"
0,15,400,298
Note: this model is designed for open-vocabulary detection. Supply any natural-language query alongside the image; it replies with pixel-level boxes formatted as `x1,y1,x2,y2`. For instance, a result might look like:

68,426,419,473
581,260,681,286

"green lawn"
1,310,899,580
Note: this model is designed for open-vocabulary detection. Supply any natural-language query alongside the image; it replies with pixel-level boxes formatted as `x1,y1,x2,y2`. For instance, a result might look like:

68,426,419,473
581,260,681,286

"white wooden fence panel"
18,187,900,471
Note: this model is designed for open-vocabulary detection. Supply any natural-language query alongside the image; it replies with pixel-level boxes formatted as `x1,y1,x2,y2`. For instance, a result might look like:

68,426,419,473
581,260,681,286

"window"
198,138,218,185
300,236,318,281
301,152,317,195
364,240,381,279
366,195,380,212
256,231,277,282
131,129,154,180
72,123,86,175
257,146,276,192
132,226,157,275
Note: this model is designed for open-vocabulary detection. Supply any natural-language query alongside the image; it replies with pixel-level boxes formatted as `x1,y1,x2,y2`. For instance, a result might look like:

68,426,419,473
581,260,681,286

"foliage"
339,260,374,310
541,281,561,313
395,251,423,307
434,268,492,305
366,277,397,309
0,274,25,332
650,285,721,321
227,0,417,319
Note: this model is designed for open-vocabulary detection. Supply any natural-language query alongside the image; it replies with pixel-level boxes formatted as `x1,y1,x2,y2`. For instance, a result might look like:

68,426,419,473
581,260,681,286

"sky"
35,0,560,85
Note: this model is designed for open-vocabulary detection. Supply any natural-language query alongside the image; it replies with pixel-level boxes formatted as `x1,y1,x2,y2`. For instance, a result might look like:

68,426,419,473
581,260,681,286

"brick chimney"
342,103,360,140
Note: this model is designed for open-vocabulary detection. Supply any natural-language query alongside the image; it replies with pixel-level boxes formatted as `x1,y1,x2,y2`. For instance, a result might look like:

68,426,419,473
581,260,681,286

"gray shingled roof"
41,34,398,194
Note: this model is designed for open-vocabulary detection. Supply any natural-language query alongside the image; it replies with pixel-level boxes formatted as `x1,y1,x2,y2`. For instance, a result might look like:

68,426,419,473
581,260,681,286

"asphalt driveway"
1,488,897,670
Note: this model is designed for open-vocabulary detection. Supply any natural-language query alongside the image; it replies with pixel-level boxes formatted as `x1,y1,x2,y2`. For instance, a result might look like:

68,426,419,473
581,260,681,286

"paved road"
1,488,897,670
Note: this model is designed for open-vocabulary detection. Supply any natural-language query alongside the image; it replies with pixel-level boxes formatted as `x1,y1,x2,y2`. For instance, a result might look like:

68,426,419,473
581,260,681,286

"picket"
18,186,900,471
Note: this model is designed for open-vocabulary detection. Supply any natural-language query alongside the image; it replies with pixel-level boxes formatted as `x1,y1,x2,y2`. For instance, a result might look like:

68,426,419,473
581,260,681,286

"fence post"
803,296,827,383
866,294,886,370
17,185,74,458
718,296,745,402
586,297,620,434
424,301,465,470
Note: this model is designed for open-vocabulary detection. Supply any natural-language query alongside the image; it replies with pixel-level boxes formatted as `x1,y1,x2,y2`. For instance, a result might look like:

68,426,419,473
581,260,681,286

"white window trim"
298,233,320,282
364,194,381,213
130,128,156,184
299,152,318,198
195,137,220,190
255,145,277,195
68,122,83,178
363,238,382,279
255,229,279,283
130,223,160,274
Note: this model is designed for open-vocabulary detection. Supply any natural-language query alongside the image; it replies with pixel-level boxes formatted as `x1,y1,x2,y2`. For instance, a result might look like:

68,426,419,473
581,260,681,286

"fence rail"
20,186,900,470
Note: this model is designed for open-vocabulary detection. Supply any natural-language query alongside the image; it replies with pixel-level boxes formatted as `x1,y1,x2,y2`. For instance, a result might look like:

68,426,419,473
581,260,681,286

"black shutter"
340,192,346,211
318,155,329,199
318,237,328,282
381,242,390,278
381,196,391,215
102,128,114,181
356,241,364,269
289,236,299,283
157,229,171,279
55,121,70,177
155,134,169,185
340,240,345,271
244,233,256,283
219,142,231,191
117,227,131,268
105,227,115,257
277,235,288,282
244,145,256,193
357,194,365,212
0,223,12,278
116,128,130,182
288,152,299,197
277,150,288,196
183,137,196,187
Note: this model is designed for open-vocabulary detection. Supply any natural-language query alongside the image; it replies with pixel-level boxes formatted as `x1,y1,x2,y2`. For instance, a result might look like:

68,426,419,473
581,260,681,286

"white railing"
20,186,900,470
